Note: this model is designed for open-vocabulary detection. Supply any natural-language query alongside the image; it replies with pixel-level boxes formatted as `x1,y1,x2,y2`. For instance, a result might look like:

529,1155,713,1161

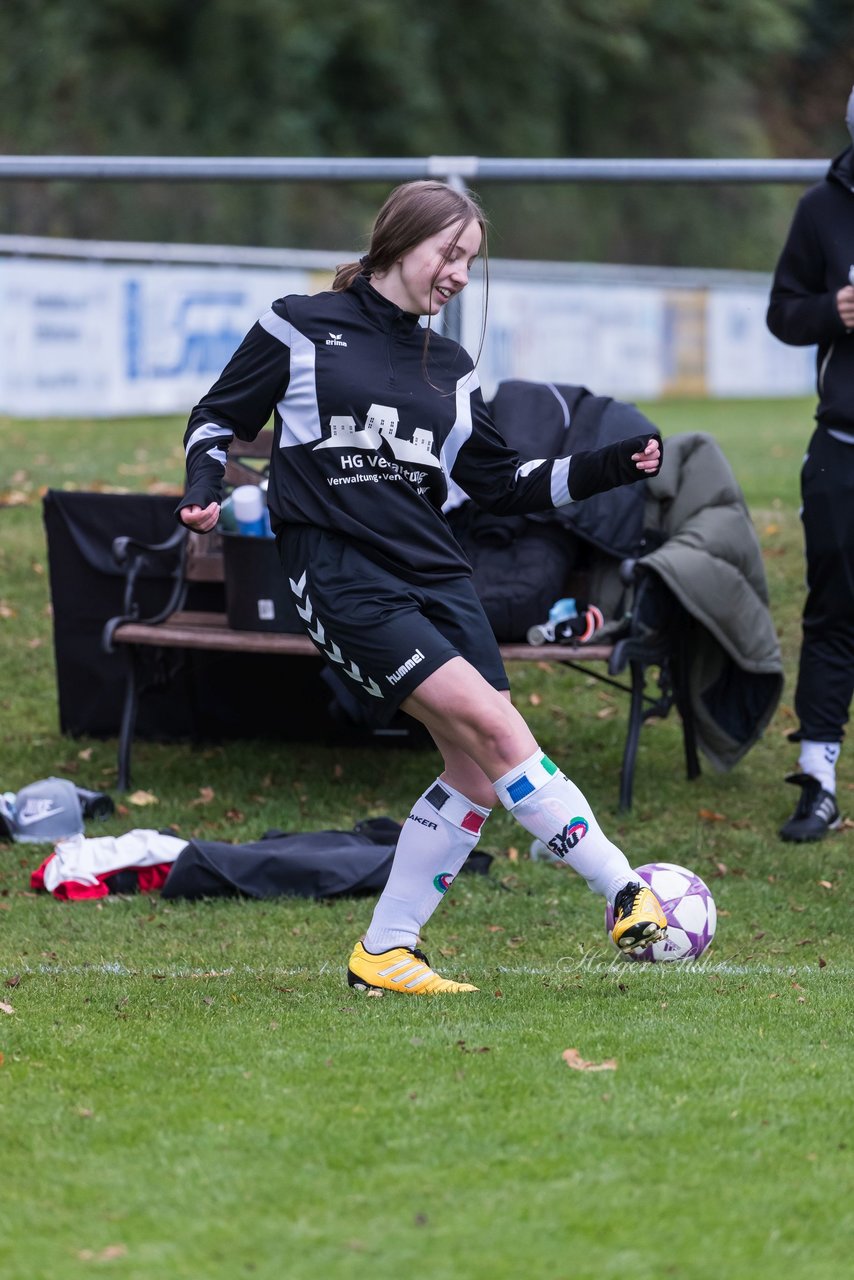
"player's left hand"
631,437,662,475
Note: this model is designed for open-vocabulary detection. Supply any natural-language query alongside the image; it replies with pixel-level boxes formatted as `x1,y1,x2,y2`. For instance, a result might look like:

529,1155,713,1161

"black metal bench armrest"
102,525,190,652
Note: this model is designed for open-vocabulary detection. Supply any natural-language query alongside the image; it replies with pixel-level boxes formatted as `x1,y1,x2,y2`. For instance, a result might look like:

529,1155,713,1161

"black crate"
221,532,303,633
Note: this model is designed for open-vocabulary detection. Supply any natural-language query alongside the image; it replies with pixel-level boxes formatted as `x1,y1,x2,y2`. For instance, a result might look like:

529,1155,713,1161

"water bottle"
231,485,268,537
527,598,577,645
549,597,577,623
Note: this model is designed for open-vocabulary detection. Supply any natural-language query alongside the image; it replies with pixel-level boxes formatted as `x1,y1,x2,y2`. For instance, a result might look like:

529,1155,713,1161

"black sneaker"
778,773,842,843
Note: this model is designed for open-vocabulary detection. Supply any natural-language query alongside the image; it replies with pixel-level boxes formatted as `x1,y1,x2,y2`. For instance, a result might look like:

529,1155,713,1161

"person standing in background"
766,87,854,841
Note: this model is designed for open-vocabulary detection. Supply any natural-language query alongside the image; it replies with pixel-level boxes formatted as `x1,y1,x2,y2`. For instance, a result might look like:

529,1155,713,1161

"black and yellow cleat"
611,881,668,953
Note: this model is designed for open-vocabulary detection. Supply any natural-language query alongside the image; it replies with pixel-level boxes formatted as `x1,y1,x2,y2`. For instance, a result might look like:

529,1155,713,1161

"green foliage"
1,398,852,1277
3,1,853,266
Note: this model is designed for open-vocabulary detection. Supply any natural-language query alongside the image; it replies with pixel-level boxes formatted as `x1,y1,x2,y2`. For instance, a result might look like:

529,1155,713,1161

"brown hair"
333,179,486,290
333,179,489,367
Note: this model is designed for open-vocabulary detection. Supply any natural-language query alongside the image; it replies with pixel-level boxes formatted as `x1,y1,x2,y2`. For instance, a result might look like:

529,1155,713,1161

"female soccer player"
178,180,667,994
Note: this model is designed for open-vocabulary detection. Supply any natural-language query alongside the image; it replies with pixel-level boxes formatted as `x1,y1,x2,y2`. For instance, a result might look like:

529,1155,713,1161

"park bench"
102,432,699,810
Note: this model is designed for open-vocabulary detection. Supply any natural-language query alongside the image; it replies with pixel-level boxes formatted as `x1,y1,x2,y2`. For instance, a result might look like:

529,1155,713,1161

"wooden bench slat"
112,612,615,664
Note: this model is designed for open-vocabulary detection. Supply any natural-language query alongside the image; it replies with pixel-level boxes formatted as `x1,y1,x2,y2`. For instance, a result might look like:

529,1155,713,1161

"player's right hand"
836,284,854,330
179,501,220,533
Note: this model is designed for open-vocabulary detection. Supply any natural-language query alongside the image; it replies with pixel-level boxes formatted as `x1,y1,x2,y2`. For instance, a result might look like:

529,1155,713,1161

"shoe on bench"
347,941,478,994
611,881,667,953
779,773,841,843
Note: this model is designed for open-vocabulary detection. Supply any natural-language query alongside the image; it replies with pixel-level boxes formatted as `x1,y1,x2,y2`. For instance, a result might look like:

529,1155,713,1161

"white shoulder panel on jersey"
440,370,479,478
259,308,322,448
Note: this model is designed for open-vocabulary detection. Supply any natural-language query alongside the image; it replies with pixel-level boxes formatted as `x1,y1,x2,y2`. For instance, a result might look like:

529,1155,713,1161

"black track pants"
793,427,854,742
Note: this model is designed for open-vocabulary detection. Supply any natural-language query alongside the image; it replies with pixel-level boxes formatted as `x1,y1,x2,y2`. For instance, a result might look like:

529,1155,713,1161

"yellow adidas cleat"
347,941,478,995
611,881,668,953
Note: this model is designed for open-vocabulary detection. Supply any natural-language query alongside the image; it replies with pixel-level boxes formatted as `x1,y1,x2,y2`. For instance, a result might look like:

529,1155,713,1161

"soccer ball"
605,862,717,962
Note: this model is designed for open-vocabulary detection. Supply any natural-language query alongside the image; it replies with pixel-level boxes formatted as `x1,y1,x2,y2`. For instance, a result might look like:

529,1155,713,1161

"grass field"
1,399,851,1280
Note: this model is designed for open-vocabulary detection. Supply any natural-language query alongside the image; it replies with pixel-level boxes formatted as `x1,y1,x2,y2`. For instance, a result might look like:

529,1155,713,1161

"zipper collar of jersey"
348,273,423,338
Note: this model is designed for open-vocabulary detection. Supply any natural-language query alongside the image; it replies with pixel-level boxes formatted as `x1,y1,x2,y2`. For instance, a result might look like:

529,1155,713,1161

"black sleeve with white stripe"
449,383,660,514
179,313,291,512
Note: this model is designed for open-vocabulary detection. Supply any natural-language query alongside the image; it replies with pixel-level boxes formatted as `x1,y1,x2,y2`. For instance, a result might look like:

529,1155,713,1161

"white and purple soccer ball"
605,862,717,962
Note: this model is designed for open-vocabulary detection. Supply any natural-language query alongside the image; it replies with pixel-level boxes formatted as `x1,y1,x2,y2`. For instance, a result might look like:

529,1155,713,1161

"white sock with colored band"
492,749,634,904
362,779,491,954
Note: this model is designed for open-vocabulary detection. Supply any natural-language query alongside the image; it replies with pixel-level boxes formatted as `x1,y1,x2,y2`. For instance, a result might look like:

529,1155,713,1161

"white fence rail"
0,154,821,415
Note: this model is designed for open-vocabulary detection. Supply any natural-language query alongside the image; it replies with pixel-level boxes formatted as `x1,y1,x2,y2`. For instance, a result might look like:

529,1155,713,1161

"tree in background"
1,0,852,269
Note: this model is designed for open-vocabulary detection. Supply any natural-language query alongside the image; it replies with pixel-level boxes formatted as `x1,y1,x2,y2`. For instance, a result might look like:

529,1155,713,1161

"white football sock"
798,740,841,795
493,748,634,904
363,779,491,953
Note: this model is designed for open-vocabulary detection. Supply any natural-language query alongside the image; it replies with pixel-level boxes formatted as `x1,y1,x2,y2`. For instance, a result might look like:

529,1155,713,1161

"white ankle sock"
493,749,634,904
363,780,491,953
798,741,840,795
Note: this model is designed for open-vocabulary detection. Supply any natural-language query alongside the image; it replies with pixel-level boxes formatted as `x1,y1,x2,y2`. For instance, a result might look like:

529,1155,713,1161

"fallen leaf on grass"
77,1245,127,1262
562,1048,617,1072
818,880,834,891
0,1001,15,1016
189,786,215,807
128,790,158,807
456,1040,491,1054
5,976,20,987
699,808,727,822
528,693,542,707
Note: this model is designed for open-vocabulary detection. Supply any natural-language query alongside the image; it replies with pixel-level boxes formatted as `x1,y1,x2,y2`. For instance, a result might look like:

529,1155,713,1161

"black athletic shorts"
277,526,509,725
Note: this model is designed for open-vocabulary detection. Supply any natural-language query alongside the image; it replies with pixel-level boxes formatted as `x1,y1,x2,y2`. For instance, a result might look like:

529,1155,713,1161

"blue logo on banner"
125,279,247,380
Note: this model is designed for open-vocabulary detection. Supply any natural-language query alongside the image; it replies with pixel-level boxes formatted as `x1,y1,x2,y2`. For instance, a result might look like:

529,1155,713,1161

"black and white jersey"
181,274,576,583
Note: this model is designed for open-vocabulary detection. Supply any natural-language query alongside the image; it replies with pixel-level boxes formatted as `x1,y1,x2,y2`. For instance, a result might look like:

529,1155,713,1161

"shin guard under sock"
363,780,491,953
493,749,634,903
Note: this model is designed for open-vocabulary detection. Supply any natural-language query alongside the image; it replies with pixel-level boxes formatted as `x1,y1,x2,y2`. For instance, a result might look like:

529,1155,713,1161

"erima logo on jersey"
325,332,348,347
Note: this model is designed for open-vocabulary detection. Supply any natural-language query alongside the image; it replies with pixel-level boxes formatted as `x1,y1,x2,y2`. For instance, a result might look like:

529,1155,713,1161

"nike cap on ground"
3,777,84,844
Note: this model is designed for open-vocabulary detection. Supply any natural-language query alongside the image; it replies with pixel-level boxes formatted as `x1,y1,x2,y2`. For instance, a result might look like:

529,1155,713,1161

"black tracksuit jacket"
767,146,854,432
181,275,584,585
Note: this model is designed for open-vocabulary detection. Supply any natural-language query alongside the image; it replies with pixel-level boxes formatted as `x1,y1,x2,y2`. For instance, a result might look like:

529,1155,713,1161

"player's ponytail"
332,257,371,291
